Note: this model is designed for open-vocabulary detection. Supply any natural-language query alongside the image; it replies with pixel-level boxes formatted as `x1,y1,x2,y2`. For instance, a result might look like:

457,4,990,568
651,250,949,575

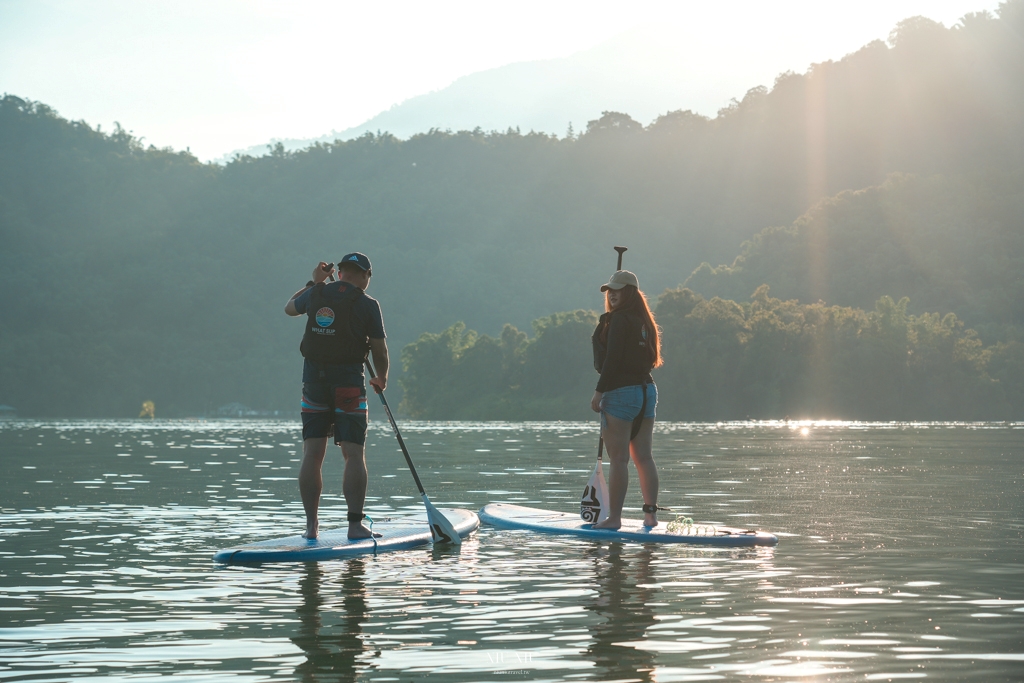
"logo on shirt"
315,307,335,327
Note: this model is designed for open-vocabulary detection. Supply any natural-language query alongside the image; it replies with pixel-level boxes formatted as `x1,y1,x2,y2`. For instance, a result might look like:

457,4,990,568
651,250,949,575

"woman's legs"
593,413,632,529
630,417,659,526
592,414,659,529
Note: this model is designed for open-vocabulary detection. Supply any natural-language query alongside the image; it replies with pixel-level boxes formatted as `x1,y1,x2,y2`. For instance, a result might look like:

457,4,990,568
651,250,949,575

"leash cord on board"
365,515,378,555
648,504,709,535
664,515,718,536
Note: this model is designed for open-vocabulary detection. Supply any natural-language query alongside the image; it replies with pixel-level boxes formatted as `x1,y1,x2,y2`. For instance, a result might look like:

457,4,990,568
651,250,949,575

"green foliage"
400,312,597,420
401,289,1021,421
685,174,1024,340
653,287,1017,420
1,4,1023,416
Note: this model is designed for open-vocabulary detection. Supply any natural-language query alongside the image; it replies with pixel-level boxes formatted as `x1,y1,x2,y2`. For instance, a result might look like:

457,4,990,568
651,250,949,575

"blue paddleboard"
479,503,777,547
214,508,479,563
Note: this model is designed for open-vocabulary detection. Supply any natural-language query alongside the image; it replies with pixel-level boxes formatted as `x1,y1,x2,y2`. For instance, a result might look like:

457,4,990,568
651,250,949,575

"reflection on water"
294,561,367,683
0,419,1022,682
586,544,658,681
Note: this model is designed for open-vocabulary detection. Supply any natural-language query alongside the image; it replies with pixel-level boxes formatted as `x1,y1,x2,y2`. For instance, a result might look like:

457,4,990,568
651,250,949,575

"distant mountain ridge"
218,26,796,161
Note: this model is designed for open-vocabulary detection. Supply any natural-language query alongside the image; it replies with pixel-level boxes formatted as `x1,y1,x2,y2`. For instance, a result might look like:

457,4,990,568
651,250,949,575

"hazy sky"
0,0,1002,160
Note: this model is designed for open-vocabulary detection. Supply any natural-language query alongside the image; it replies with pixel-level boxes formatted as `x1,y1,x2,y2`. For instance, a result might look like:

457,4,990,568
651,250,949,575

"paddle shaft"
365,361,428,496
599,246,628,457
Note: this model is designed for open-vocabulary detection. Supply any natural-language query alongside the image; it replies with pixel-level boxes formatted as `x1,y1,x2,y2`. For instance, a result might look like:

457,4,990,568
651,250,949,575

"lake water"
1,420,1022,682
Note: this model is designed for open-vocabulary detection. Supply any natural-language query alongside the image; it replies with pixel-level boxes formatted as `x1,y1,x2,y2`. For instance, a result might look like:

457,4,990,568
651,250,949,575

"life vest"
300,282,370,365
592,311,653,375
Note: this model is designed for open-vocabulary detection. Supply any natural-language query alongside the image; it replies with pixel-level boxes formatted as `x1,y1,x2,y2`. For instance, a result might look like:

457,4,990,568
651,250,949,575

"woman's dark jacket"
593,310,654,393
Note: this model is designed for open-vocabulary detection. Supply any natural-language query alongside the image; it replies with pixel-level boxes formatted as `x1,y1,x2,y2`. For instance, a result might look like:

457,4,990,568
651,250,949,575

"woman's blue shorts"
601,383,657,424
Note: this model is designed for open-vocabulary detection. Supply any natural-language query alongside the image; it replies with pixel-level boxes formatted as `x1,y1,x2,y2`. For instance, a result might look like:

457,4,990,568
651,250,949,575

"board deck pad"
214,508,479,563
479,503,778,547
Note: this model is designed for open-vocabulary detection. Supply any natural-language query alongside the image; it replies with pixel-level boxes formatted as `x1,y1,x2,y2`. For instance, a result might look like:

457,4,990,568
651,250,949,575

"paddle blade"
580,459,610,525
422,494,462,545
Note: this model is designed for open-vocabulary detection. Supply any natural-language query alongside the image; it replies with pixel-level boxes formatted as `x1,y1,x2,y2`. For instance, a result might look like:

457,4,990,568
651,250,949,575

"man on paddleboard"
285,252,388,540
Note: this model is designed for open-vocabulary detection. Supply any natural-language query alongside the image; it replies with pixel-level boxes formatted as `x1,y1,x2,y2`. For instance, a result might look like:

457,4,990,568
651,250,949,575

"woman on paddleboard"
590,270,662,529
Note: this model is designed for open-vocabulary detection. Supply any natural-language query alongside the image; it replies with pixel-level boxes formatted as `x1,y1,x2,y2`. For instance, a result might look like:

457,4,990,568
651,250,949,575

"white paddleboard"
214,508,479,563
479,503,778,547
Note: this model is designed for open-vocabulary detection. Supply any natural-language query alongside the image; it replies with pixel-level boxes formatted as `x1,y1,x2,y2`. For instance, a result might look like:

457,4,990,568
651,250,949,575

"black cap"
338,252,371,272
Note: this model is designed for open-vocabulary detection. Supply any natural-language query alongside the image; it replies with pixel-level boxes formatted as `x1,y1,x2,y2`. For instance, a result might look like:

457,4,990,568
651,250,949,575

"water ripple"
1,420,1022,681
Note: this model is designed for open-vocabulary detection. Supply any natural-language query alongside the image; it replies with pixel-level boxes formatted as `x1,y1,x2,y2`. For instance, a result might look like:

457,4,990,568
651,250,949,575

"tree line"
399,287,1024,421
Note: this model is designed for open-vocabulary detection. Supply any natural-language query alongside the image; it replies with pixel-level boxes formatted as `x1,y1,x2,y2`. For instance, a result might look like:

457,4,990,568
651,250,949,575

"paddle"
580,246,628,524
365,361,462,545
580,438,610,524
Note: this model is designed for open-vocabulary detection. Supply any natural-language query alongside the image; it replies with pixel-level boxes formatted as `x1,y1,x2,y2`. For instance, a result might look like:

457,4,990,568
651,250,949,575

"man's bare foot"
348,522,382,540
302,520,319,540
592,519,622,530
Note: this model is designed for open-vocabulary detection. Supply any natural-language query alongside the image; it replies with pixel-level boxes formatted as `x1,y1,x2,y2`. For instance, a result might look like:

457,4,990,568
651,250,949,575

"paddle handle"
365,361,427,496
614,246,627,270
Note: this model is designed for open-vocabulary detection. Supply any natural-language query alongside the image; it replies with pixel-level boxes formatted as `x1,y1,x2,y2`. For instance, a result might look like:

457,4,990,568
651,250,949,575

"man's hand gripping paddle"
365,361,462,545
580,246,628,525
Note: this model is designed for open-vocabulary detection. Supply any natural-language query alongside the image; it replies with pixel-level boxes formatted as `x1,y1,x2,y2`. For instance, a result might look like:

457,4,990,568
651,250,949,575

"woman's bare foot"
347,522,382,540
302,519,319,540
643,512,659,528
592,518,622,530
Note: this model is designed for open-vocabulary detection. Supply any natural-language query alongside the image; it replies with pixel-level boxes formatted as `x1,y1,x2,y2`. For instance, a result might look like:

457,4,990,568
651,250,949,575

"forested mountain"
1,3,1021,418
686,173,1024,342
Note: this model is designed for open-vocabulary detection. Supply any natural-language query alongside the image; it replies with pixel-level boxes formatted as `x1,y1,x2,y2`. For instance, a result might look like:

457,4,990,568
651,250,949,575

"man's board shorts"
301,381,368,445
600,382,657,427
